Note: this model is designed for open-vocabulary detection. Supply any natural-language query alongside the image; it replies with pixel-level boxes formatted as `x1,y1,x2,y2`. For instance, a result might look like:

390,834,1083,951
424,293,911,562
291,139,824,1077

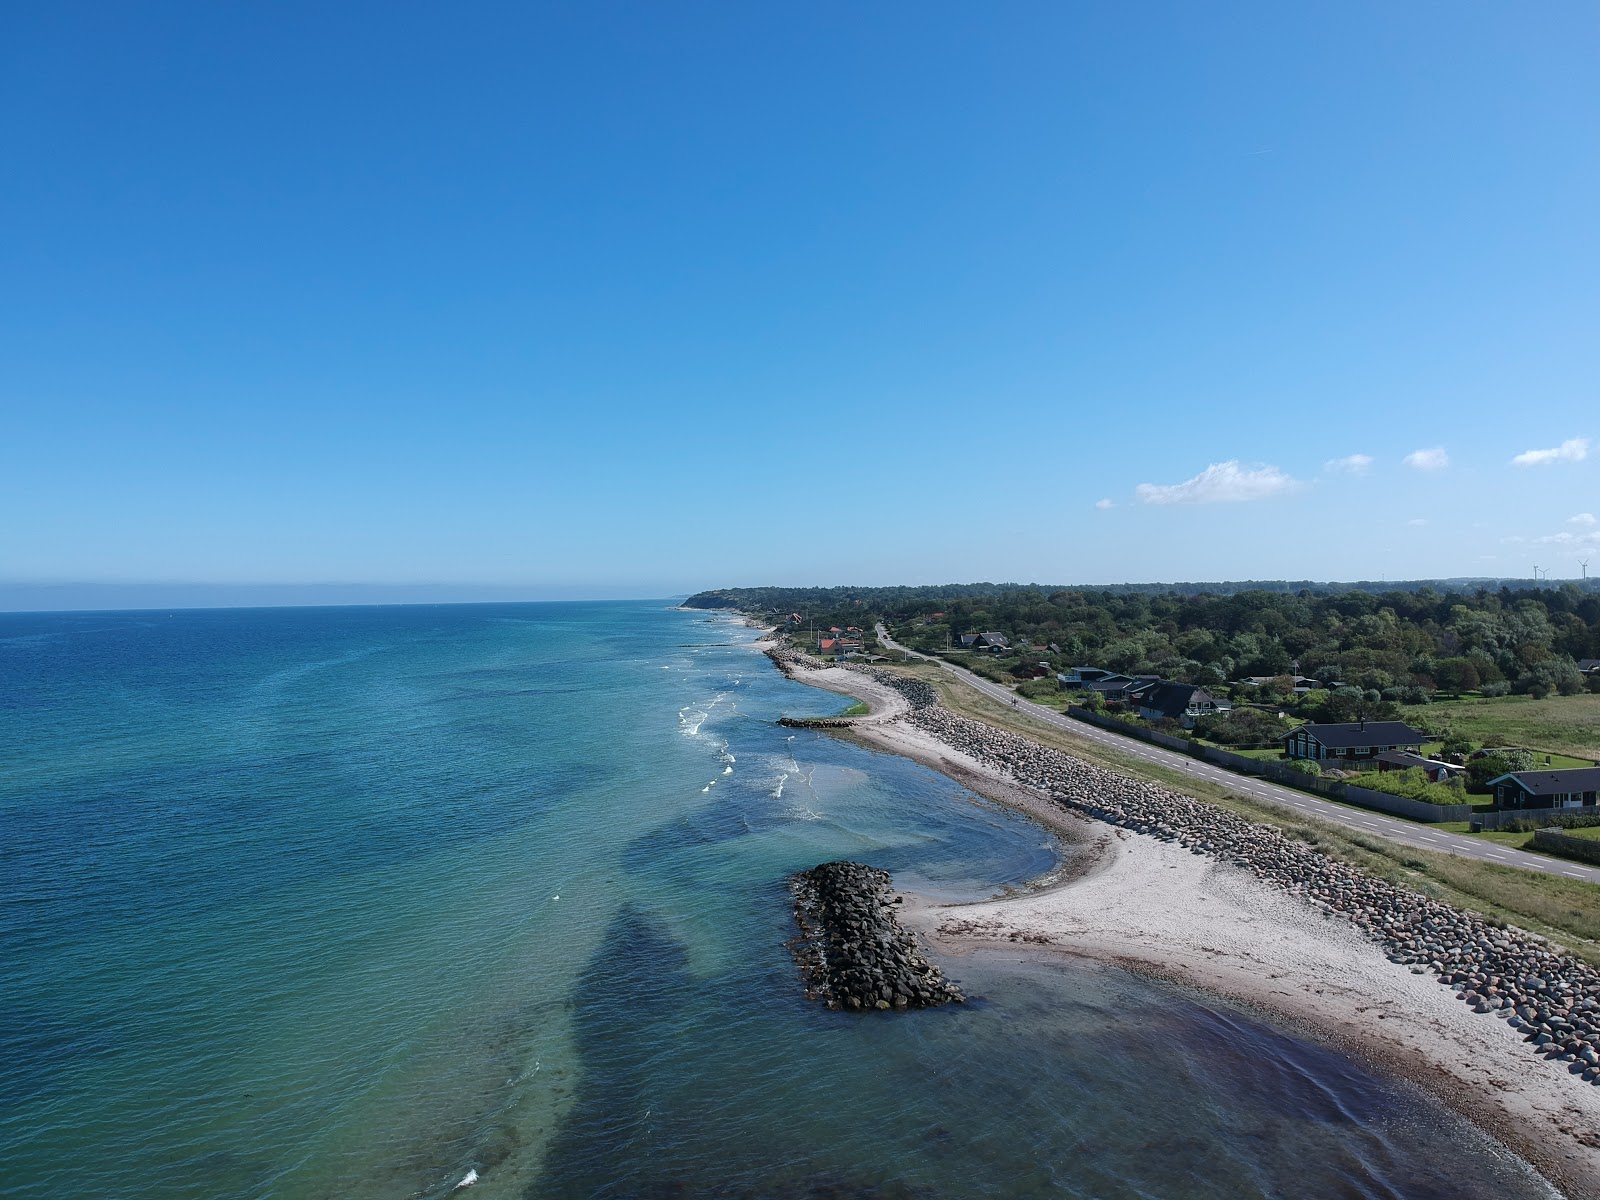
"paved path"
874,624,1600,888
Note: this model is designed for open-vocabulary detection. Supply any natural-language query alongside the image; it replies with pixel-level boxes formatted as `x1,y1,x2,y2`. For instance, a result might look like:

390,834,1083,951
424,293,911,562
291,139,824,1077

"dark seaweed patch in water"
620,804,754,870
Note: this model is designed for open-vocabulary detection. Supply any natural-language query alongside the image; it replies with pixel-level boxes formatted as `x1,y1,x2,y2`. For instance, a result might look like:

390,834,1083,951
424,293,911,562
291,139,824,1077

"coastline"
760,637,1600,1196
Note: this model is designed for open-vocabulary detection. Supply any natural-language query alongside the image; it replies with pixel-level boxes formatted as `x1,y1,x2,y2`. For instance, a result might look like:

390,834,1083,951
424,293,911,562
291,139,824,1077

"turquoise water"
0,602,1555,1198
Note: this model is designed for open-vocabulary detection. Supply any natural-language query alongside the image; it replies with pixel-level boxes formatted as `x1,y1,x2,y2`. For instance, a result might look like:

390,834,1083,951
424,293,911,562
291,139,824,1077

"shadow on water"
533,908,940,1200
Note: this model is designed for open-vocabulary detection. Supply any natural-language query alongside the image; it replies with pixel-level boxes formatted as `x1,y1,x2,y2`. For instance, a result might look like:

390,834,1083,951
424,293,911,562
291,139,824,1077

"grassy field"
1401,693,1600,763
874,659,1600,963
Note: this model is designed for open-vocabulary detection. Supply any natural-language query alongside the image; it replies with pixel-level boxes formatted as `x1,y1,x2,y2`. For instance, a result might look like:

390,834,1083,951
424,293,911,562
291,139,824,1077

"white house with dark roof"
1281,720,1428,764
1488,767,1600,810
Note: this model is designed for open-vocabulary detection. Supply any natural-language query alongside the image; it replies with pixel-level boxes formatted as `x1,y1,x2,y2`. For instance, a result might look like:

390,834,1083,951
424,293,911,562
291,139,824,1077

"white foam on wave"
722,766,733,775
771,771,789,799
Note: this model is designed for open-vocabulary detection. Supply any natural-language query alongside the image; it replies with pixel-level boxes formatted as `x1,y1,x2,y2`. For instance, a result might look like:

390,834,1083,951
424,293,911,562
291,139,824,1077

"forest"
685,581,1600,705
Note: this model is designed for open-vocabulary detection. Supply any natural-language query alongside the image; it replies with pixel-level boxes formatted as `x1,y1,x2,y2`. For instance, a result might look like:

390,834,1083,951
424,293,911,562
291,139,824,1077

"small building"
974,632,1010,652
955,632,982,649
1577,658,1600,676
1240,674,1323,694
1078,677,1140,700
1282,720,1428,764
1487,767,1600,811
1375,750,1462,783
1061,666,1121,686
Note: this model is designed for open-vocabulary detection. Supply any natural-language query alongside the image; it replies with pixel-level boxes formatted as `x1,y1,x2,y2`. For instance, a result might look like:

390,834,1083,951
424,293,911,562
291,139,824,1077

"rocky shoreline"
766,641,1600,1086
788,861,965,1011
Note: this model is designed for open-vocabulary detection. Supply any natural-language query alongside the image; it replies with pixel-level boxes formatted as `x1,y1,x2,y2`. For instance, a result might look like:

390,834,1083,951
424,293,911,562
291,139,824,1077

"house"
1135,682,1229,727
1241,674,1323,694
1085,678,1143,703
1282,720,1428,764
1375,750,1462,783
1061,666,1121,686
818,637,839,653
1062,678,1139,694
1577,658,1600,676
974,632,1010,652
1486,767,1600,810
956,632,982,649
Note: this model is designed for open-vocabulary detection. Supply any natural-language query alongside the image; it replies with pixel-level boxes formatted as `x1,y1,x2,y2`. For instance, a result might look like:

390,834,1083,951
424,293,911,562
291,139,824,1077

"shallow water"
0,602,1557,1198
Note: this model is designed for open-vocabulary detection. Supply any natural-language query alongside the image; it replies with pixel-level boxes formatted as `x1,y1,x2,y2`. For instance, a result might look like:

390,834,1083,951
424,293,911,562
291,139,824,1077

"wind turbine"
1582,559,1590,581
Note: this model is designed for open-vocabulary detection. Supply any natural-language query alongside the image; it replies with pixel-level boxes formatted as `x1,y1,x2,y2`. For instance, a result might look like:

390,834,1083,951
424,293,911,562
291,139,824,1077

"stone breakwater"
813,661,1600,1087
788,861,965,1011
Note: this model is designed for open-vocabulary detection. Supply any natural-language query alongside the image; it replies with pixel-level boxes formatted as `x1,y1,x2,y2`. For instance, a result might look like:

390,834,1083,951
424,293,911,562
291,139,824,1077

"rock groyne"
789,861,965,1011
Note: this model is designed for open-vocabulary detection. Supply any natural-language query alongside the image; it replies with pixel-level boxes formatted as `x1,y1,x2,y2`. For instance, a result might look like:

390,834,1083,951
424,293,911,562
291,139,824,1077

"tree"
1433,657,1481,695
1466,750,1534,791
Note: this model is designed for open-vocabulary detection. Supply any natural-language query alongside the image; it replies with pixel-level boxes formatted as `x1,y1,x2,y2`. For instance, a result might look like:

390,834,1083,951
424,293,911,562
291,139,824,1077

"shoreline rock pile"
789,861,965,1011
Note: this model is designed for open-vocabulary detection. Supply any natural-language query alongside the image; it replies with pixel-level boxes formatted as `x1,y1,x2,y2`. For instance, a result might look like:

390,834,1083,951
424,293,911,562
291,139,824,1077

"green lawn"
1401,693,1600,763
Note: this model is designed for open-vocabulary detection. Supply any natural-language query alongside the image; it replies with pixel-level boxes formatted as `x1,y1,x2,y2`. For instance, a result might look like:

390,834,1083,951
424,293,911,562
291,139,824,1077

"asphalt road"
873,624,1600,888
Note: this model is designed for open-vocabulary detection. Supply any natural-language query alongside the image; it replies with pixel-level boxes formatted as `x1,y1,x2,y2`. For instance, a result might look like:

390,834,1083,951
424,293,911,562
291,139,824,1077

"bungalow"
974,632,1010,652
1577,658,1600,676
1375,750,1462,783
1070,673,1134,690
1487,767,1600,811
1061,666,1121,686
1241,674,1323,694
1282,720,1428,764
1086,678,1143,704
1135,682,1229,727
956,632,982,649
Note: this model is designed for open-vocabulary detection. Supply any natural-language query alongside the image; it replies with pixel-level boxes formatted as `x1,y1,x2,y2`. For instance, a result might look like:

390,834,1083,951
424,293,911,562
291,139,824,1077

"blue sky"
3,1,1597,607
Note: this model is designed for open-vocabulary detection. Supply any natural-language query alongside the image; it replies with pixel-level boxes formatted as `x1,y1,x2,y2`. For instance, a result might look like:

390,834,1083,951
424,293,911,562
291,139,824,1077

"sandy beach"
778,653,1600,1196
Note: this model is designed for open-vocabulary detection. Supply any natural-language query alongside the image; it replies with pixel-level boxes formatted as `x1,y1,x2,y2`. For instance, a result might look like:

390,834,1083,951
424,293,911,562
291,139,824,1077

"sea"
0,600,1560,1199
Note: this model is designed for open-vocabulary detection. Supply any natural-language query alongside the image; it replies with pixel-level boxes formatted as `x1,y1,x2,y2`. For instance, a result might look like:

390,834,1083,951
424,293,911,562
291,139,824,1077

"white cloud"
1403,447,1450,471
1093,498,1114,510
1407,518,1428,527
1511,437,1589,468
1567,512,1596,526
1324,453,1374,475
1134,461,1299,506
1535,529,1600,550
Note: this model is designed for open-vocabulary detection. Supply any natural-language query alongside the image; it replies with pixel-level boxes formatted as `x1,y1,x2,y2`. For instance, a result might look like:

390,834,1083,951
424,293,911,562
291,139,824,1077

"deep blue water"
0,602,1556,1198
